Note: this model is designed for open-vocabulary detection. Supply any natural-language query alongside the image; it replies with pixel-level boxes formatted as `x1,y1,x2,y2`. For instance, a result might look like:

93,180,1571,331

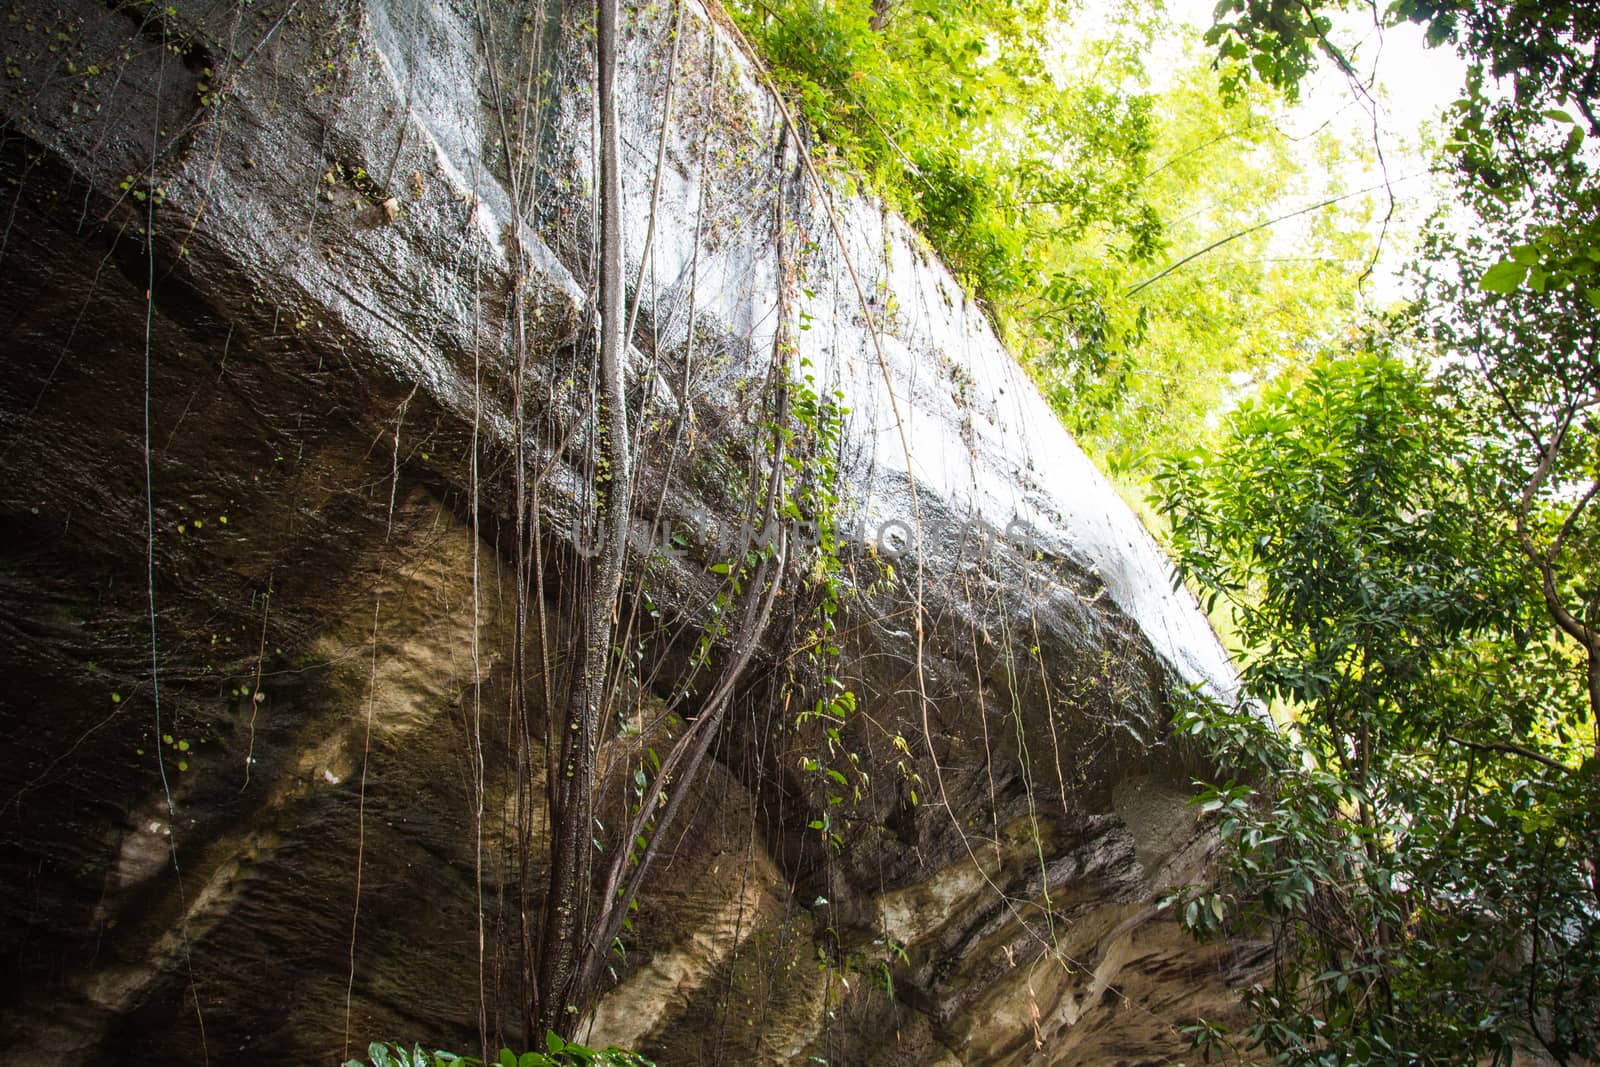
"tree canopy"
1160,0,1600,1062
726,0,1379,467
1158,349,1599,1064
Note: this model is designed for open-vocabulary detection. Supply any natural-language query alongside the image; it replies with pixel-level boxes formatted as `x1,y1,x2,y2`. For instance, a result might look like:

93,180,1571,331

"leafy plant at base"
343,1035,653,1067
1169,699,1599,1066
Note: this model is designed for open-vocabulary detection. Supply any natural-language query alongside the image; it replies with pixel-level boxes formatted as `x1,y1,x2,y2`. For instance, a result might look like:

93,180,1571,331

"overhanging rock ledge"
0,1,1260,1063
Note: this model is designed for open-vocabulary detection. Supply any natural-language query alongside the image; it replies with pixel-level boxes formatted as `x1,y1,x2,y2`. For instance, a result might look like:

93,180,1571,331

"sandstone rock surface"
0,1,1259,1062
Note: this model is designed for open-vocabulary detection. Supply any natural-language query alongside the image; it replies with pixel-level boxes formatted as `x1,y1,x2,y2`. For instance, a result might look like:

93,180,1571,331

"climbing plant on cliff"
477,0,832,1044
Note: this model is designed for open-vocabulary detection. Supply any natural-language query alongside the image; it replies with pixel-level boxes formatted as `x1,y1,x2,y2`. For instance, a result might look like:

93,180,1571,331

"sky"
1149,0,1466,145
1146,0,1471,304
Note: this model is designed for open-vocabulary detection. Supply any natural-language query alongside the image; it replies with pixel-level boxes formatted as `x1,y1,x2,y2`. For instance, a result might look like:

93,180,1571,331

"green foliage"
1157,352,1514,753
784,354,849,614
1090,67,1376,466
1205,0,1344,103
1206,0,1600,298
732,0,1375,462
1157,5,1600,1058
343,1043,465,1067
1418,159,1600,479
1170,701,1600,1067
1156,351,1600,1065
342,1036,654,1067
728,0,1167,408
782,352,875,844
730,0,1161,299
1408,70,1600,771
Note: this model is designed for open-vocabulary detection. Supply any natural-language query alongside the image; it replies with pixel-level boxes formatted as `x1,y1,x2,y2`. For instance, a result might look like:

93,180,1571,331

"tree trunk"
536,0,631,1037
1588,645,1600,762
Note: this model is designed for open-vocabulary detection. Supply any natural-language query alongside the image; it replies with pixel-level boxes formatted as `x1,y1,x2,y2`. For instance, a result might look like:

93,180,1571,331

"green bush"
343,1035,653,1067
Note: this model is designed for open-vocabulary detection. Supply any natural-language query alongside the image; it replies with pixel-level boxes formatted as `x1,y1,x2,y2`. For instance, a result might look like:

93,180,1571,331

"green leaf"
1479,259,1528,293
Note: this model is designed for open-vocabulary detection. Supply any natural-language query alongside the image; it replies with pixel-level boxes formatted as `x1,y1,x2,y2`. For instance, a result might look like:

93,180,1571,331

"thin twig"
1125,175,1420,296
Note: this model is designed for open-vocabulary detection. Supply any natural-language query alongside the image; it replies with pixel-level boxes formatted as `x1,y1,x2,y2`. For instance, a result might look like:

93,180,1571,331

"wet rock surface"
0,1,1260,1063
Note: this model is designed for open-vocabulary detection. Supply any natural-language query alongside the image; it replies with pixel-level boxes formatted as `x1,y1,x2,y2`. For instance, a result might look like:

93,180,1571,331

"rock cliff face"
0,1,1260,1063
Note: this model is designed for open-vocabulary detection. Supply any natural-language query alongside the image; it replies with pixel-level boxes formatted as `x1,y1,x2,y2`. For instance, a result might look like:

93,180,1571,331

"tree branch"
1443,733,1572,774
1513,419,1599,651
1550,475,1600,562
